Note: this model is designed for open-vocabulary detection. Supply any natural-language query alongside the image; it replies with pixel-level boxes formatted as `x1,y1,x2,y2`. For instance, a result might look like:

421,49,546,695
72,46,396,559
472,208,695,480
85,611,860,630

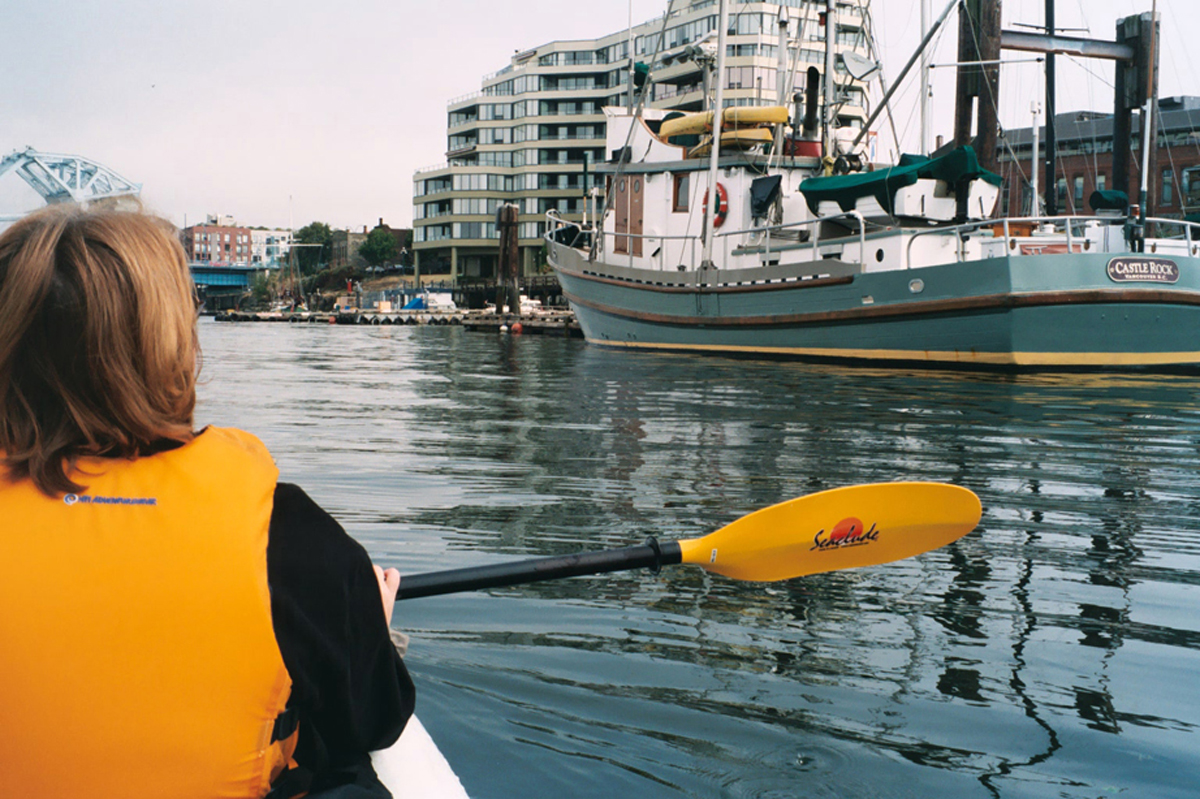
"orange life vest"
0,427,297,799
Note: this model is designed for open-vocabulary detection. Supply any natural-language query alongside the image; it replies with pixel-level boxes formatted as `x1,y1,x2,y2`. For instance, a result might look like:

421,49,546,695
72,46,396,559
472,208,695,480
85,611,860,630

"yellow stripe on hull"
584,339,1200,368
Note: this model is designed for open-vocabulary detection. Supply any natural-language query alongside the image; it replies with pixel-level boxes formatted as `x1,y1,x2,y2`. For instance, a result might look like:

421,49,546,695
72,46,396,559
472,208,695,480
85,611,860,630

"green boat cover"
1090,189,1129,211
798,146,1002,215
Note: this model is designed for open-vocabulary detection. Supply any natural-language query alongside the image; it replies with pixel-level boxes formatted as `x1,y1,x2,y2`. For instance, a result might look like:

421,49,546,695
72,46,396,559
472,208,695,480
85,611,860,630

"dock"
212,309,582,338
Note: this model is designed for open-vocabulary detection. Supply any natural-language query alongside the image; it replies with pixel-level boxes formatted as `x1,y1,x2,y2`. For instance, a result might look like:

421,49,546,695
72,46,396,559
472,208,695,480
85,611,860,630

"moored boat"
546,1,1198,370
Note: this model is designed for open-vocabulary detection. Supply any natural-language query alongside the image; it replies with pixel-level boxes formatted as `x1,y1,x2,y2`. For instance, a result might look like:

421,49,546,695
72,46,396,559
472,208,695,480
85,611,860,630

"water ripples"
198,320,1200,798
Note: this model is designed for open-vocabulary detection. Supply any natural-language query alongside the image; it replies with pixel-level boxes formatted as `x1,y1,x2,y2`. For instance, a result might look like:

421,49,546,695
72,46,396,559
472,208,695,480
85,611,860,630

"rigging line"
1158,0,1200,161
860,0,903,158
961,4,1029,188
1061,55,1114,89
768,4,807,172
593,1,678,249
1162,106,1181,213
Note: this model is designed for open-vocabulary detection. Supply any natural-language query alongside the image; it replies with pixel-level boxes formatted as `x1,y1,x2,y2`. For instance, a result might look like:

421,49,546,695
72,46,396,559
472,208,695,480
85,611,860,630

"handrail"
549,209,1200,273
547,210,870,272
1145,216,1200,249
903,214,1118,266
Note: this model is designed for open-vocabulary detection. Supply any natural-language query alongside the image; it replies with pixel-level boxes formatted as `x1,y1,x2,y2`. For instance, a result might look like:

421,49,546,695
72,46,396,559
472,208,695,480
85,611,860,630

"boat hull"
550,247,1200,369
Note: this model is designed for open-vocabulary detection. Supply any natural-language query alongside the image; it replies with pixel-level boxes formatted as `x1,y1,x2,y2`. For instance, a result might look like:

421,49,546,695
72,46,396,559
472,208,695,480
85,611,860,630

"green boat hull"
551,250,1200,369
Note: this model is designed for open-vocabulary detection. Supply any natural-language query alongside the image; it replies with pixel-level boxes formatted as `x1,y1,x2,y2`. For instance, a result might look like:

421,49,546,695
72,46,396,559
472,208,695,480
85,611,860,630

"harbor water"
197,318,1200,799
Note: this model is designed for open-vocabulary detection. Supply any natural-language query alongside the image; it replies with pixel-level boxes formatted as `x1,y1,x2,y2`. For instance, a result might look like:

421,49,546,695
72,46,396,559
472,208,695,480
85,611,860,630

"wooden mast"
952,0,1002,175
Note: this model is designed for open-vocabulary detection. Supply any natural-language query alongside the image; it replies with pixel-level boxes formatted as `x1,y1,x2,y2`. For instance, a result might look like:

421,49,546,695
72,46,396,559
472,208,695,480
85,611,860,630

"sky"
2,0,1196,231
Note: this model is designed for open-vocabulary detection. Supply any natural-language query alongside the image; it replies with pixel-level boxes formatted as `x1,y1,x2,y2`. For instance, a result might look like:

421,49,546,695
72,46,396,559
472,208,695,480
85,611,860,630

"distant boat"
402,291,458,312
547,0,1199,370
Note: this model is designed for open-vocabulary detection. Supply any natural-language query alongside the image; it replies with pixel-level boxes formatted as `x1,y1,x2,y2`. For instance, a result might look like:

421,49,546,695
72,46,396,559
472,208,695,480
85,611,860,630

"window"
1162,169,1174,205
1056,178,1067,210
1096,174,1106,193
673,173,689,212
1073,176,1084,208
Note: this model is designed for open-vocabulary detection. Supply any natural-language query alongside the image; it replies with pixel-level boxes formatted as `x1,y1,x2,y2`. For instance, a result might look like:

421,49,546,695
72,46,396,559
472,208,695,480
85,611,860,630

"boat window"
619,179,627,193
633,179,641,194
673,174,689,212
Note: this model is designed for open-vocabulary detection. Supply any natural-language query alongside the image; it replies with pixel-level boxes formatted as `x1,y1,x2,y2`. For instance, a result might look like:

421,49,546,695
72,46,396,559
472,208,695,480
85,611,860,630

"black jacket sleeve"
266,482,415,788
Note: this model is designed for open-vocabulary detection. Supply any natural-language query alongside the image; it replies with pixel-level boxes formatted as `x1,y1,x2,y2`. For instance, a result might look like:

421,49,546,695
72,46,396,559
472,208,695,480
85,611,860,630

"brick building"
371,218,413,265
995,96,1200,220
330,226,368,269
181,215,253,265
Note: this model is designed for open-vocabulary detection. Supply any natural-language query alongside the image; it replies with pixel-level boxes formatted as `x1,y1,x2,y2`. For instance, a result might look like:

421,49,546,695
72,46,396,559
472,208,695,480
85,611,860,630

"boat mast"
1043,0,1057,215
775,5,789,154
625,1,633,112
1137,0,1158,235
850,0,957,151
1030,101,1041,216
823,0,837,164
920,0,932,155
700,0,730,269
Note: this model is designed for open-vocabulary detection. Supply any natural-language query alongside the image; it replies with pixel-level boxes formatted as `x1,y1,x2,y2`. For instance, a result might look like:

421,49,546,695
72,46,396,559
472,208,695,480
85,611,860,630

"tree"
294,221,333,273
358,227,398,269
250,272,271,305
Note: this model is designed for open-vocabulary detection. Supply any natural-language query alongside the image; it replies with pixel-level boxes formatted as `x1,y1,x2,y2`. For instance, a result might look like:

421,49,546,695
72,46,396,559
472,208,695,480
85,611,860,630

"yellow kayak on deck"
659,105,789,139
687,127,776,158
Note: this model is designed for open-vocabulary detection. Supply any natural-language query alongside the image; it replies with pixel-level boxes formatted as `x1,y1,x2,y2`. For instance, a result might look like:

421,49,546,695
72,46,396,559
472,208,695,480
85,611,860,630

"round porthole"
619,179,627,192
909,279,925,294
633,179,641,193
875,248,885,262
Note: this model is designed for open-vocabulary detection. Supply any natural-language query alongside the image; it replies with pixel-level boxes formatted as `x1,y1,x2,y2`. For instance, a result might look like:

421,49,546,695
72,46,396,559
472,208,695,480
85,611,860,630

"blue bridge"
190,263,260,290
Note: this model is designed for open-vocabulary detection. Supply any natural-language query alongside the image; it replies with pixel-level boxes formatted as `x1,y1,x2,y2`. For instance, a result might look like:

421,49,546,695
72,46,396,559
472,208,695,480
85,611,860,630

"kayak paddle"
396,482,981,600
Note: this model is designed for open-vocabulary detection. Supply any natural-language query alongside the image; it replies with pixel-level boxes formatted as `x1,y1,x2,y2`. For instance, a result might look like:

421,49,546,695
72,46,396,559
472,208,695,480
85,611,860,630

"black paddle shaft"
395,539,684,600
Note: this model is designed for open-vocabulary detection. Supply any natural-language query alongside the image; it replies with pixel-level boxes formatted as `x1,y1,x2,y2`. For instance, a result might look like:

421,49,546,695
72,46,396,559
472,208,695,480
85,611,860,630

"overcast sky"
2,0,1195,231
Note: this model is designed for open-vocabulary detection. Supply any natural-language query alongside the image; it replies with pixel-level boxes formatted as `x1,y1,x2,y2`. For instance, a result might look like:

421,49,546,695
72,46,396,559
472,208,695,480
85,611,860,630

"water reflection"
196,321,1200,799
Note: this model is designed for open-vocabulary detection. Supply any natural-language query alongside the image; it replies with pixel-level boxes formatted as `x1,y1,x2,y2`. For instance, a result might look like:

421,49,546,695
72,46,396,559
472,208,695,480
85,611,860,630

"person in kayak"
0,204,413,799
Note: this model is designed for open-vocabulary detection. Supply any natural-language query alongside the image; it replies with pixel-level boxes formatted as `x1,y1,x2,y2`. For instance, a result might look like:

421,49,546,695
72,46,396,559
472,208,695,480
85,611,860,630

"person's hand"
373,565,400,627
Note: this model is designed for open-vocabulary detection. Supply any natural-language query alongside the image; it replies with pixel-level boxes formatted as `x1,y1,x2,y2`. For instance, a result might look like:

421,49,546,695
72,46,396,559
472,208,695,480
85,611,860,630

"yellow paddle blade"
677,482,981,581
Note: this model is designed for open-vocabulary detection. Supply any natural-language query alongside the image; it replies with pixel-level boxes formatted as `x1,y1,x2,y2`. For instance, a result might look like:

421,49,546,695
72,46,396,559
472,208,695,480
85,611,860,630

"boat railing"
905,215,1200,266
1145,217,1200,253
546,210,868,271
718,211,868,267
906,215,1117,266
545,210,704,268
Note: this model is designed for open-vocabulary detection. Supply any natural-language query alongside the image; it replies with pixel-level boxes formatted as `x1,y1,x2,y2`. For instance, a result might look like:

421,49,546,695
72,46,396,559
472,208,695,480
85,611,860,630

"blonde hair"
0,204,199,495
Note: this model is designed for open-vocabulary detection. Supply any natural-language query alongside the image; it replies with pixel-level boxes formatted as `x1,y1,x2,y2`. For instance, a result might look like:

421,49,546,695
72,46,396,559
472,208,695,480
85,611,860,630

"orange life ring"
702,183,729,228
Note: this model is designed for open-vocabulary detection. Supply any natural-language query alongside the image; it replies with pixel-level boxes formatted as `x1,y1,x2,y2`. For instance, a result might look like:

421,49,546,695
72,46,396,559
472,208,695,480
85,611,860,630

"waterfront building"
249,227,294,268
331,226,369,269
413,0,873,282
182,215,253,265
372,218,414,267
995,96,1200,220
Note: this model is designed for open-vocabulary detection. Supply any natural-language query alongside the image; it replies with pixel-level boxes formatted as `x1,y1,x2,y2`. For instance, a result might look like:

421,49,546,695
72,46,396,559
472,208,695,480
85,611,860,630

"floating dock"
212,309,582,337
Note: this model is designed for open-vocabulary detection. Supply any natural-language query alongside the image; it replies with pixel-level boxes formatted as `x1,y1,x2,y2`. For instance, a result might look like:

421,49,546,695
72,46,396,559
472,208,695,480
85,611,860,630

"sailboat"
546,0,1200,369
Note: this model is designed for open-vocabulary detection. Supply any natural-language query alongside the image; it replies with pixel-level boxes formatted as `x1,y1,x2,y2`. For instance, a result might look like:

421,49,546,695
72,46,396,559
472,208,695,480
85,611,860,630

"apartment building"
413,0,872,281
249,228,294,268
